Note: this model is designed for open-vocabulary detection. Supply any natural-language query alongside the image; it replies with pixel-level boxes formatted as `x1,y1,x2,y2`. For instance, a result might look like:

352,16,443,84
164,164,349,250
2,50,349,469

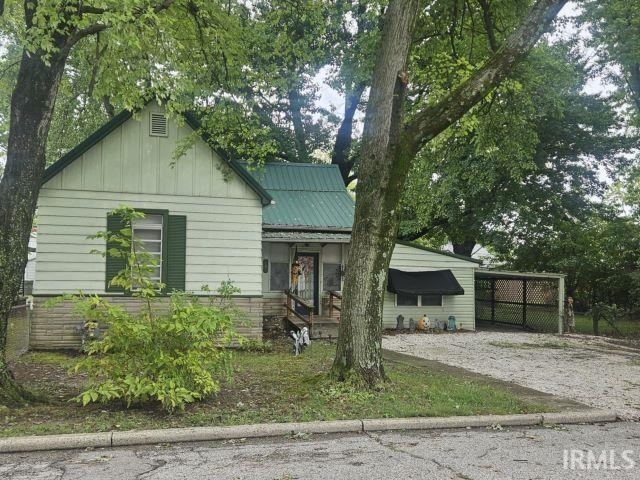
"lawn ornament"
290,326,310,355
447,315,457,332
409,318,416,332
290,260,302,294
423,314,432,331
396,314,404,331
564,296,575,333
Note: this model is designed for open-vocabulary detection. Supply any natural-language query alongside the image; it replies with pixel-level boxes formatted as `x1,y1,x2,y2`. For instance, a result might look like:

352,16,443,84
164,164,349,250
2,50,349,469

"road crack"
364,432,476,479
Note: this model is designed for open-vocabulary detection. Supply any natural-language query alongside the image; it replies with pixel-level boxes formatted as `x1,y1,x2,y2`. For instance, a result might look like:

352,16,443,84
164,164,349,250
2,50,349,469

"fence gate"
475,271,564,333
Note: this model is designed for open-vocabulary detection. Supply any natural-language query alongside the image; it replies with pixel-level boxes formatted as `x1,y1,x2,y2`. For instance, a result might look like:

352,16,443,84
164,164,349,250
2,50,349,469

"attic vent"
149,112,168,137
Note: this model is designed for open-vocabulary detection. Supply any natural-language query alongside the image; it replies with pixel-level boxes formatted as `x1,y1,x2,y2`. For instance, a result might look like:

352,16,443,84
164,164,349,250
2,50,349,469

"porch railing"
328,290,341,323
284,289,314,328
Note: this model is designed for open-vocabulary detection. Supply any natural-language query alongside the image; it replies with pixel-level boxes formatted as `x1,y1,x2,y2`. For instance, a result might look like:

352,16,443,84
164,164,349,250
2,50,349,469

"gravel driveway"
383,331,640,420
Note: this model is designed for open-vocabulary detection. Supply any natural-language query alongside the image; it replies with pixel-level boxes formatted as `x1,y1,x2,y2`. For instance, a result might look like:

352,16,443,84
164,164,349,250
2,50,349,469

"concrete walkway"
2,422,638,479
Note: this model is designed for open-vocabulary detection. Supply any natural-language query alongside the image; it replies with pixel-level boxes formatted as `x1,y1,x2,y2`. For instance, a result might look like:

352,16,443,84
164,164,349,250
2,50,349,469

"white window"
395,293,443,307
131,214,163,284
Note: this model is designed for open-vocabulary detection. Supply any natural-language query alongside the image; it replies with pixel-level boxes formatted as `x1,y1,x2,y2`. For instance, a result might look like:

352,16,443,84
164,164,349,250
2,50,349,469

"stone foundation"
7,304,31,360
30,295,263,350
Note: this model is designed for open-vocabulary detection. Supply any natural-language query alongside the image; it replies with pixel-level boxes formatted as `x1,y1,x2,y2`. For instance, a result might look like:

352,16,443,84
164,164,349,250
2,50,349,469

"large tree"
399,43,635,256
0,0,249,405
332,0,568,384
582,0,640,118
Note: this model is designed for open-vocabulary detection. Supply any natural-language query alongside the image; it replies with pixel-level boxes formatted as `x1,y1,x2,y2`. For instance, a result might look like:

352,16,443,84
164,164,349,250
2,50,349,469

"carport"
474,270,565,333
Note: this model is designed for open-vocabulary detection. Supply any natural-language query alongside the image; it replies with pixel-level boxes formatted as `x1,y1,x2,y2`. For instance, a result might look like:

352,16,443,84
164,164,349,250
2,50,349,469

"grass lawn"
574,313,640,338
2,340,548,438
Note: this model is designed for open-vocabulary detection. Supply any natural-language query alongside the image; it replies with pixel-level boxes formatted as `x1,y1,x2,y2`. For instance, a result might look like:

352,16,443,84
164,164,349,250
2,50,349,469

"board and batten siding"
383,243,477,330
34,102,263,297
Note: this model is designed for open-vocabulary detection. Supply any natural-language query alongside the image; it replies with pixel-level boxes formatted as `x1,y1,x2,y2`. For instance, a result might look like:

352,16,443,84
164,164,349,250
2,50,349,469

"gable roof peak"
40,104,272,205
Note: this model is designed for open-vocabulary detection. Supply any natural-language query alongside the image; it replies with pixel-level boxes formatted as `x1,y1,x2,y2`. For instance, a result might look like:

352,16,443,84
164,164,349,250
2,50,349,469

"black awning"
387,269,465,296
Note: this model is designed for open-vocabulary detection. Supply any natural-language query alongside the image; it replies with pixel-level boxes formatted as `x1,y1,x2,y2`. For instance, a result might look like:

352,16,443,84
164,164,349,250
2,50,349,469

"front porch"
283,289,342,339
262,236,348,338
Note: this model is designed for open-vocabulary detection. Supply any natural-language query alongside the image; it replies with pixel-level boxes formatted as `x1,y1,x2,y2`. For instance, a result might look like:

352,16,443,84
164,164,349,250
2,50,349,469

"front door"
292,252,319,315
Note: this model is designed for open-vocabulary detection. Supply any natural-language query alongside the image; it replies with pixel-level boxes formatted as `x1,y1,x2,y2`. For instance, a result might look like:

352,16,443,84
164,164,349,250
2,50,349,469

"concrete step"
284,316,339,340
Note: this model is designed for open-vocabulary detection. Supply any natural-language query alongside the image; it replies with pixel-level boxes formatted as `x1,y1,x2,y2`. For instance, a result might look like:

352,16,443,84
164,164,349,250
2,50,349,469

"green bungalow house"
31,101,480,349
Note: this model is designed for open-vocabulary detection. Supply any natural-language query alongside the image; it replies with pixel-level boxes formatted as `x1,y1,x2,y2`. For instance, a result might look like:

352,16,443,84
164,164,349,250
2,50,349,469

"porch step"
285,316,340,340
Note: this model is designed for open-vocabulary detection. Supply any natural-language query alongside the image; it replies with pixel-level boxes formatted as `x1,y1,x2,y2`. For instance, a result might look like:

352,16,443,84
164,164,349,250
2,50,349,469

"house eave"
262,224,352,233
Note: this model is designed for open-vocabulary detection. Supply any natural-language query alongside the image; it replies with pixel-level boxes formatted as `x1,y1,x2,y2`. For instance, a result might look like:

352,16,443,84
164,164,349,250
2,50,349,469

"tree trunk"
288,88,310,163
0,47,67,405
332,0,420,385
332,0,567,386
452,239,476,257
331,84,365,184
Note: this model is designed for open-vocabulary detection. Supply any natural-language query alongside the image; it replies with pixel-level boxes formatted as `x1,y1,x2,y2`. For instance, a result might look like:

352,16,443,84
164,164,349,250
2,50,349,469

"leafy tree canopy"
399,41,637,256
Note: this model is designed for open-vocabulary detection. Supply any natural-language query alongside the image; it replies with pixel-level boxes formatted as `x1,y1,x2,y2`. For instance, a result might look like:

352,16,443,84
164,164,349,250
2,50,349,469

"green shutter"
165,215,187,292
105,213,126,293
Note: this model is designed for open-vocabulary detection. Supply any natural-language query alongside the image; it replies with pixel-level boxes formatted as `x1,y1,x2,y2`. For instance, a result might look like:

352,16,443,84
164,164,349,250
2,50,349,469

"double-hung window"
131,214,164,285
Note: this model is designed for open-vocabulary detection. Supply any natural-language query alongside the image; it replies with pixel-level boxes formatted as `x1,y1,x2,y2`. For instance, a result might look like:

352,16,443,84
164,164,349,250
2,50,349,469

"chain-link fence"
475,273,562,333
573,306,640,339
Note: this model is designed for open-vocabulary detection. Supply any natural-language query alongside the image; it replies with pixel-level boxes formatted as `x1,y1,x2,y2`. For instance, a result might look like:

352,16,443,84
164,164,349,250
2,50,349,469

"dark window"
270,262,289,291
396,293,418,306
323,263,341,291
421,294,443,306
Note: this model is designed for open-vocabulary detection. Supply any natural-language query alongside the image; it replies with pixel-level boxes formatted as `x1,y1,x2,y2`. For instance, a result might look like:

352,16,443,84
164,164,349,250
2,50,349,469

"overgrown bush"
70,290,237,410
51,206,241,411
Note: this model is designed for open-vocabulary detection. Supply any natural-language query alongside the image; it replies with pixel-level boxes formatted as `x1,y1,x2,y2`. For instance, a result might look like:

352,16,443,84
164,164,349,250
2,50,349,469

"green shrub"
236,338,275,353
53,206,241,411
71,291,237,411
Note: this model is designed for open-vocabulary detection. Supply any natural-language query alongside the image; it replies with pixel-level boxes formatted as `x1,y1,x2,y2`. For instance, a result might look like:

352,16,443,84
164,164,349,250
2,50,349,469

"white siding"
35,103,263,296
383,243,477,330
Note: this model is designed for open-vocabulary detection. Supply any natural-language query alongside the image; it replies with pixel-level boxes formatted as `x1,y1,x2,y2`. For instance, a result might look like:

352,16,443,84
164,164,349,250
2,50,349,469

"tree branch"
331,83,365,184
403,0,568,157
627,63,640,113
64,0,176,51
477,0,499,52
78,5,107,15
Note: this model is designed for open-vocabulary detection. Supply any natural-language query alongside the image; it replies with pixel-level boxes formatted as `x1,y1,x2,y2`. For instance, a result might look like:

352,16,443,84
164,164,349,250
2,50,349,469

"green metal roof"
243,162,355,230
247,162,348,192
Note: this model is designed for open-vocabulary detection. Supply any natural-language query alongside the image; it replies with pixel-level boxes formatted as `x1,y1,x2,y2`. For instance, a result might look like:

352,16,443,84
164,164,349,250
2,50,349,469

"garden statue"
447,315,457,333
290,260,302,294
564,296,575,333
396,314,404,331
290,326,310,356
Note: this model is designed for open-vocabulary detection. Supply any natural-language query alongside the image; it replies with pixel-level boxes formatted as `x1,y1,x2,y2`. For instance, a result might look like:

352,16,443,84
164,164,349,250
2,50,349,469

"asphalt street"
1,422,639,479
